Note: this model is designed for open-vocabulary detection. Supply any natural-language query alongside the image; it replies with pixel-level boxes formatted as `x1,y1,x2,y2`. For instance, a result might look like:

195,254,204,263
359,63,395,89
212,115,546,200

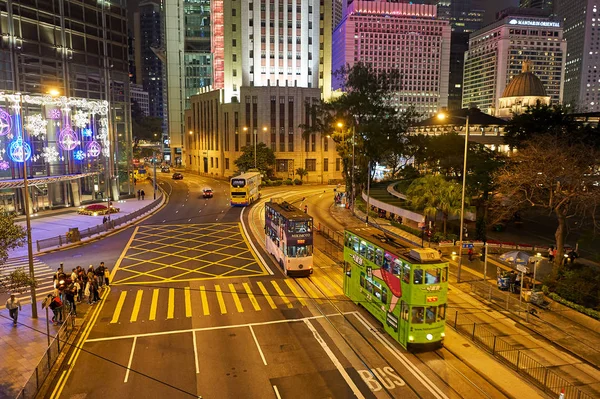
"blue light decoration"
0,107,11,136
9,137,32,163
82,128,93,138
73,149,86,161
86,140,101,157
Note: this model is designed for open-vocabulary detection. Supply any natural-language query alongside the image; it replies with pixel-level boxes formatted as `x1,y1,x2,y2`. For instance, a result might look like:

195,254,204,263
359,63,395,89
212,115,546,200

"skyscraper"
332,1,451,116
520,0,555,14
555,0,600,112
462,8,566,114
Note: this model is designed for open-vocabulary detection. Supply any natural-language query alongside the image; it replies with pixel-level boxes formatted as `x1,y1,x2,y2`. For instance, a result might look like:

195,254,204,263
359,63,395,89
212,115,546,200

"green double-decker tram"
343,227,449,351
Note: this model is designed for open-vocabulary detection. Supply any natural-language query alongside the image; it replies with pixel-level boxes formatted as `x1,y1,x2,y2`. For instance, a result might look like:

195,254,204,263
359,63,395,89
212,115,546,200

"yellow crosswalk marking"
321,273,344,296
130,290,144,322
271,281,293,308
167,288,175,319
184,287,192,317
228,283,244,313
297,279,323,304
329,270,344,287
149,289,159,321
110,291,127,324
243,282,261,311
257,281,277,309
200,286,210,316
284,279,307,307
215,284,227,314
311,277,336,299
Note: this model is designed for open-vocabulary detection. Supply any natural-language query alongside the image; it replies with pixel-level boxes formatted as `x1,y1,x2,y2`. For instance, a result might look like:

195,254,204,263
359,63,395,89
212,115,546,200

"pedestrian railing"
16,313,76,399
449,309,596,399
35,192,163,252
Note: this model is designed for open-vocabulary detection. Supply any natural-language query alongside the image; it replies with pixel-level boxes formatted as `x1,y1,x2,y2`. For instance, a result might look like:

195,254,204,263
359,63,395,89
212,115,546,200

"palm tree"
296,167,308,182
406,175,445,222
438,182,465,235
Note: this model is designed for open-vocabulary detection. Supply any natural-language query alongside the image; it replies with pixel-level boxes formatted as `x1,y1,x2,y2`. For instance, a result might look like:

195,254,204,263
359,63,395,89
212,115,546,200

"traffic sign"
516,264,530,274
462,243,474,249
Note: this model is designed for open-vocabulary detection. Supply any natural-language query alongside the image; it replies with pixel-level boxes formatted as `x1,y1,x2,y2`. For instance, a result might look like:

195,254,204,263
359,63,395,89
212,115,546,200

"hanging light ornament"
73,110,89,128
8,137,32,163
82,128,93,138
41,146,59,163
25,114,48,138
74,150,86,161
86,140,101,157
0,160,9,171
0,107,11,136
49,108,61,120
58,125,79,151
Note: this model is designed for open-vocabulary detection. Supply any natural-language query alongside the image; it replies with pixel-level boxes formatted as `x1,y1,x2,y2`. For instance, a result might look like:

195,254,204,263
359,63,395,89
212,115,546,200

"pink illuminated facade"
211,0,225,89
332,0,451,116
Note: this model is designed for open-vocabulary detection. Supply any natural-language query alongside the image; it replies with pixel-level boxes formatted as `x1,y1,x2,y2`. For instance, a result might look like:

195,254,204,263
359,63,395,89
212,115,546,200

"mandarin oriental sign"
508,19,560,27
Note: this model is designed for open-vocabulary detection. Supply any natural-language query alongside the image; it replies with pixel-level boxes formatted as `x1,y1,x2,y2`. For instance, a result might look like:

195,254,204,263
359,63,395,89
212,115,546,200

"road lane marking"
321,272,344,296
109,226,139,282
257,281,277,309
124,337,138,383
215,284,227,314
200,286,210,315
130,290,144,323
310,277,336,299
271,281,293,308
149,289,159,321
111,291,127,324
285,279,307,307
304,319,365,399
297,278,323,304
192,332,200,374
240,207,274,275
229,283,244,313
243,282,261,311
249,325,267,365
167,288,175,319
185,287,192,317
273,385,282,399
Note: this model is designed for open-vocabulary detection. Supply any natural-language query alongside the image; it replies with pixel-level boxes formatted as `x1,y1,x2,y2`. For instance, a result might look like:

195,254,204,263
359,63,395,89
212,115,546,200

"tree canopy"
234,142,276,175
0,212,29,294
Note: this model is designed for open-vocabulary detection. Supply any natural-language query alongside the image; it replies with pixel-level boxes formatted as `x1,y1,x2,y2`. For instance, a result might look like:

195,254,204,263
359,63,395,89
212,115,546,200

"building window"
324,137,328,152
232,24,237,32
225,158,230,170
233,54,237,62
232,8,237,16
305,159,316,172
323,158,329,172
233,69,237,76
277,159,289,172
216,158,219,168
232,39,237,47
336,158,341,172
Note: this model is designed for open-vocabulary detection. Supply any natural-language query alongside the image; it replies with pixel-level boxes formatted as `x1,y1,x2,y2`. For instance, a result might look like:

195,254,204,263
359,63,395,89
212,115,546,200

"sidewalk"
328,205,600,398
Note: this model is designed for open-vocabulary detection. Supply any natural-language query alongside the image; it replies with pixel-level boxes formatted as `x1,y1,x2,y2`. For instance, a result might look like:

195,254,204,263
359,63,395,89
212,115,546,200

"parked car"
172,172,183,180
202,187,213,198
161,166,170,173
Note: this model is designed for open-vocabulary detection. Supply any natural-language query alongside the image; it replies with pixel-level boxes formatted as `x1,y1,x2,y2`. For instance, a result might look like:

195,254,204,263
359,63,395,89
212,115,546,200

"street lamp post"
259,127,266,169
438,111,470,283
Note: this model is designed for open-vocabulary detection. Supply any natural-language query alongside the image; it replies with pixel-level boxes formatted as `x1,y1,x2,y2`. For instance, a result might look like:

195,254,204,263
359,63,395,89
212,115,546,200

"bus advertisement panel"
230,171,261,206
265,199,313,276
343,227,448,351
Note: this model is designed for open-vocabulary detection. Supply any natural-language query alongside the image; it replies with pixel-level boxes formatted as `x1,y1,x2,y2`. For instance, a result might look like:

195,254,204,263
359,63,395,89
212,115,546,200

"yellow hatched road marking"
271,281,293,308
130,290,144,322
110,291,127,324
284,279,307,307
215,285,227,314
257,281,277,309
321,272,344,296
297,279,323,304
311,277,336,299
329,270,344,287
228,283,244,313
149,289,159,321
200,286,210,316
185,287,192,317
167,288,175,319
243,282,261,311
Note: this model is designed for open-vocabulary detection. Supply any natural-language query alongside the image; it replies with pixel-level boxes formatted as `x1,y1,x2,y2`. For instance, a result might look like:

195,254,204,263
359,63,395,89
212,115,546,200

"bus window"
411,307,424,324
441,267,448,282
401,301,409,321
426,307,436,324
366,244,374,262
375,248,383,266
359,240,367,257
393,259,402,275
425,268,440,284
360,272,365,288
413,269,423,285
352,237,360,252
402,263,411,284
381,287,388,304
438,304,447,321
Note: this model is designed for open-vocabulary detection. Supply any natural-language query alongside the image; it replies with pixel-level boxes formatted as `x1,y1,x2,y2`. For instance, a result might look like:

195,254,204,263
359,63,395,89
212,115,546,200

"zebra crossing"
0,256,56,302
104,276,344,324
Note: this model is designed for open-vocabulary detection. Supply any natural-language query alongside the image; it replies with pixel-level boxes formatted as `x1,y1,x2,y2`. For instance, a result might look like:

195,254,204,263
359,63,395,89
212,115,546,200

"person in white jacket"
6,293,22,326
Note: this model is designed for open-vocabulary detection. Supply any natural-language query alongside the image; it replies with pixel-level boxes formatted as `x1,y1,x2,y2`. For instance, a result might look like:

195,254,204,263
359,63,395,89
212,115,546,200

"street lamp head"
262,127,267,132
437,113,446,121
336,122,343,128
48,88,60,97
188,130,193,135
243,127,248,132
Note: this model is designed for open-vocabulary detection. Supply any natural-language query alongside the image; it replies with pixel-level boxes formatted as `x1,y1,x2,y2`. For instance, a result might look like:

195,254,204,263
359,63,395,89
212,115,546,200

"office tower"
520,0,555,14
555,0,600,112
131,84,150,117
332,1,451,116
462,8,566,114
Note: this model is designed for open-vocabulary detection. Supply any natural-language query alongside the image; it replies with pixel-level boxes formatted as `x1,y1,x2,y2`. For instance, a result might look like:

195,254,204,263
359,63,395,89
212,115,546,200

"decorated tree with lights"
0,212,31,294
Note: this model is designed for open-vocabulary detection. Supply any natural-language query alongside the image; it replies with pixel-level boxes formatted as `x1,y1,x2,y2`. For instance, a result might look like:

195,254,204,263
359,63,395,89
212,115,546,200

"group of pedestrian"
136,189,146,200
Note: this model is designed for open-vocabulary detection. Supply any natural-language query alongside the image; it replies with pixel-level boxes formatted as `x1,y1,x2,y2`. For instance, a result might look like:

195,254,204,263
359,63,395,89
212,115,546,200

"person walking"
65,282,77,317
96,263,105,290
140,189,145,200
101,262,110,286
137,189,141,200
468,247,474,262
5,294,22,326
49,294,63,324
548,246,554,262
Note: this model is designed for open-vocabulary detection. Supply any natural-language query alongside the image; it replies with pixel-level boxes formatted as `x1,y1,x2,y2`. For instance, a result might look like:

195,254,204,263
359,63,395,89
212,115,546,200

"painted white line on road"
351,312,448,399
188,219,192,222
124,336,138,383
240,206,274,275
162,220,166,223
273,385,282,399
86,313,349,343
249,325,267,365
303,319,365,399
192,331,200,374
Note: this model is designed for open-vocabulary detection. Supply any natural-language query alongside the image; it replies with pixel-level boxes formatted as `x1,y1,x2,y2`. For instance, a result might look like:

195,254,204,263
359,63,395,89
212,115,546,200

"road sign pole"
483,242,488,282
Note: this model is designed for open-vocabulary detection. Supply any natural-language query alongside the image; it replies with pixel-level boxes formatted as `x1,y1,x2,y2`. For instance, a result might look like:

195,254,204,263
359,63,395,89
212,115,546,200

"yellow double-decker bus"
230,171,261,206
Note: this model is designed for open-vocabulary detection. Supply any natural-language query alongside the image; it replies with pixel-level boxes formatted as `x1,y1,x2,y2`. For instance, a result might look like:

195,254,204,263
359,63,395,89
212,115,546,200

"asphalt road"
47,177,509,399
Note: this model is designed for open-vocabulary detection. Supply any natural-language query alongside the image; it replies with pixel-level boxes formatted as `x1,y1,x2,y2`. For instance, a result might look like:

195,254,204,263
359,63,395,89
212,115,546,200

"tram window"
366,279,373,294
393,259,401,275
359,240,367,257
402,263,411,284
426,307,436,324
366,244,374,262
352,237,360,252
373,284,382,301
411,307,424,324
401,301,409,321
441,267,448,282
425,269,440,285
383,252,391,271
414,269,423,285
382,287,388,304
345,262,352,277
375,248,383,266
345,233,352,248
290,220,311,233
438,304,447,321
360,272,365,288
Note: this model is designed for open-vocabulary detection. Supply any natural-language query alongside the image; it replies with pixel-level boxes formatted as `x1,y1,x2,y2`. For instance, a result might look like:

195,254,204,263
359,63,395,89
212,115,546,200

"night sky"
482,0,521,24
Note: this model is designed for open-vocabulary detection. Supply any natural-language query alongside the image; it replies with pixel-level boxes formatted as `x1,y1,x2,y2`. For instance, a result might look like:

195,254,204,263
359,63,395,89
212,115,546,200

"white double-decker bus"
265,199,313,277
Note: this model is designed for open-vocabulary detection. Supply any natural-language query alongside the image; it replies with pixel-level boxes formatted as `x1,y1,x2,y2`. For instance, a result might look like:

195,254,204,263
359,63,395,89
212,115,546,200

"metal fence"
449,308,595,399
15,314,76,399
36,193,163,252
467,280,534,318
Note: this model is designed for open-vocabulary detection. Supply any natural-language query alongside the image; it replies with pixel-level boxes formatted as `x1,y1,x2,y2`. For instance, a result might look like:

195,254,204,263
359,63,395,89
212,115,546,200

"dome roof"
502,61,548,98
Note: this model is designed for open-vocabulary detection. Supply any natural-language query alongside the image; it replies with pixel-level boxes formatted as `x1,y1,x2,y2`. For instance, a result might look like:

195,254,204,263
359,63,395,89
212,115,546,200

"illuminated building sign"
508,19,560,28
